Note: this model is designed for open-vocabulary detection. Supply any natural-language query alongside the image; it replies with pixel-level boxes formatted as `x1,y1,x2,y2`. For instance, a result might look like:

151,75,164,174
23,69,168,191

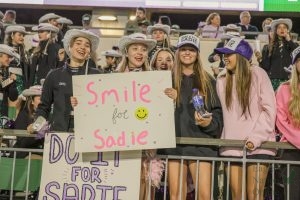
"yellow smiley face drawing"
135,107,149,120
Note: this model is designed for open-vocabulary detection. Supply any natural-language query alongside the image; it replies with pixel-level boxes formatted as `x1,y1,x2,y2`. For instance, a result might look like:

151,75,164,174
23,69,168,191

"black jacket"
12,108,43,158
29,41,61,86
260,40,298,80
208,41,226,69
0,68,18,117
235,23,258,39
35,62,100,132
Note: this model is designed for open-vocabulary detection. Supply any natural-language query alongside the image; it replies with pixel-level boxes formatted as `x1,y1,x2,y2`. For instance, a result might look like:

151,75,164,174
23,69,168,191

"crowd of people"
0,6,299,200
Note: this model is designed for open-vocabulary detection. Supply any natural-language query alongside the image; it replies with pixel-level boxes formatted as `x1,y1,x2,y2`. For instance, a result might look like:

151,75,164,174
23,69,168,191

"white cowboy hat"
5,25,29,35
57,17,73,25
147,23,171,35
0,44,20,60
223,24,241,33
63,29,100,57
118,33,156,54
101,50,122,57
271,18,292,32
177,34,200,51
32,23,59,33
39,13,61,23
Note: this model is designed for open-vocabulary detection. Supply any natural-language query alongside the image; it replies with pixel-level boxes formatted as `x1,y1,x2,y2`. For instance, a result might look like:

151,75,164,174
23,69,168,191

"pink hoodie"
217,66,276,157
276,83,300,149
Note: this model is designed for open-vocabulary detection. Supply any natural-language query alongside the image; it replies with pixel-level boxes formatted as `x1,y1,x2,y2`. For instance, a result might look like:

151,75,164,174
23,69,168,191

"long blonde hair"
117,44,151,72
173,49,216,107
288,64,300,127
224,54,252,117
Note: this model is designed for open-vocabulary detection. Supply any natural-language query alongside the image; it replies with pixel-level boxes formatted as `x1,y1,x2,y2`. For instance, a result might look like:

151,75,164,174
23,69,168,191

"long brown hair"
288,64,300,127
173,48,216,106
224,54,252,117
268,23,290,57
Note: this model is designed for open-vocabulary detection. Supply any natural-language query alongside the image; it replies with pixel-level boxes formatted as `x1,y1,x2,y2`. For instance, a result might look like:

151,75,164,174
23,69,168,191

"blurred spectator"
82,13,100,36
29,23,61,86
38,13,60,26
150,48,174,71
235,11,258,39
262,18,273,33
158,15,171,26
147,23,174,60
138,19,150,35
112,45,120,52
38,13,63,46
256,18,298,90
12,84,43,158
4,25,30,102
100,49,122,73
57,17,73,36
2,10,16,25
256,17,273,42
124,7,150,35
194,21,206,37
170,24,180,37
28,34,39,56
0,11,3,20
202,12,223,39
208,24,242,77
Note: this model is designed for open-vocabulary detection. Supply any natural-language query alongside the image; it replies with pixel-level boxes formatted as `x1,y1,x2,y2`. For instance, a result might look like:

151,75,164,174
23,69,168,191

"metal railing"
0,129,299,200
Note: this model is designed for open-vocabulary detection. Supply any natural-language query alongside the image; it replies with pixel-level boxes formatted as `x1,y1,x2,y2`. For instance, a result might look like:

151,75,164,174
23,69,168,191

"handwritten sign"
73,71,176,152
39,132,141,199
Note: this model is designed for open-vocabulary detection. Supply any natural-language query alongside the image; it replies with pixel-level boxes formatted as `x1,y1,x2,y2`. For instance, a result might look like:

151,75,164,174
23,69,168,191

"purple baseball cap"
214,37,253,60
291,46,300,65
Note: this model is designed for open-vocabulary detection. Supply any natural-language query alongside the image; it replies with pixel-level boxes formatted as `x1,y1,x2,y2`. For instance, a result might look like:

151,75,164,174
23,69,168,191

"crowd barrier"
0,129,299,200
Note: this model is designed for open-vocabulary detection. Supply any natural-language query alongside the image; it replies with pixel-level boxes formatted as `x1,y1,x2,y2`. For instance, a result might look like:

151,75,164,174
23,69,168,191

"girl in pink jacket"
215,38,276,200
276,46,300,200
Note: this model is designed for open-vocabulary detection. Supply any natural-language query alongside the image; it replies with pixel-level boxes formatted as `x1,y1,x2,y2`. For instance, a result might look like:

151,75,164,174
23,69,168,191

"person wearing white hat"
0,44,20,119
2,10,16,25
38,13,61,27
256,18,298,90
101,49,122,73
117,32,156,72
29,23,62,87
147,23,173,61
117,32,157,199
30,29,100,133
11,83,44,158
39,13,64,48
276,46,300,200
162,34,222,200
5,25,30,89
57,17,73,36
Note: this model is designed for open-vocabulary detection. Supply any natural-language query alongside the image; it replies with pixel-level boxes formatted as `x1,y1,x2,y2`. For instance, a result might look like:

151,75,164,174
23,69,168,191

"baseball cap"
214,37,253,60
291,46,300,65
177,34,200,51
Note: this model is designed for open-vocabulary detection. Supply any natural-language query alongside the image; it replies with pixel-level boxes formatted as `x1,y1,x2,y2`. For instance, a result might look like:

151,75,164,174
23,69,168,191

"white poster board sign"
73,71,175,152
39,132,141,199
